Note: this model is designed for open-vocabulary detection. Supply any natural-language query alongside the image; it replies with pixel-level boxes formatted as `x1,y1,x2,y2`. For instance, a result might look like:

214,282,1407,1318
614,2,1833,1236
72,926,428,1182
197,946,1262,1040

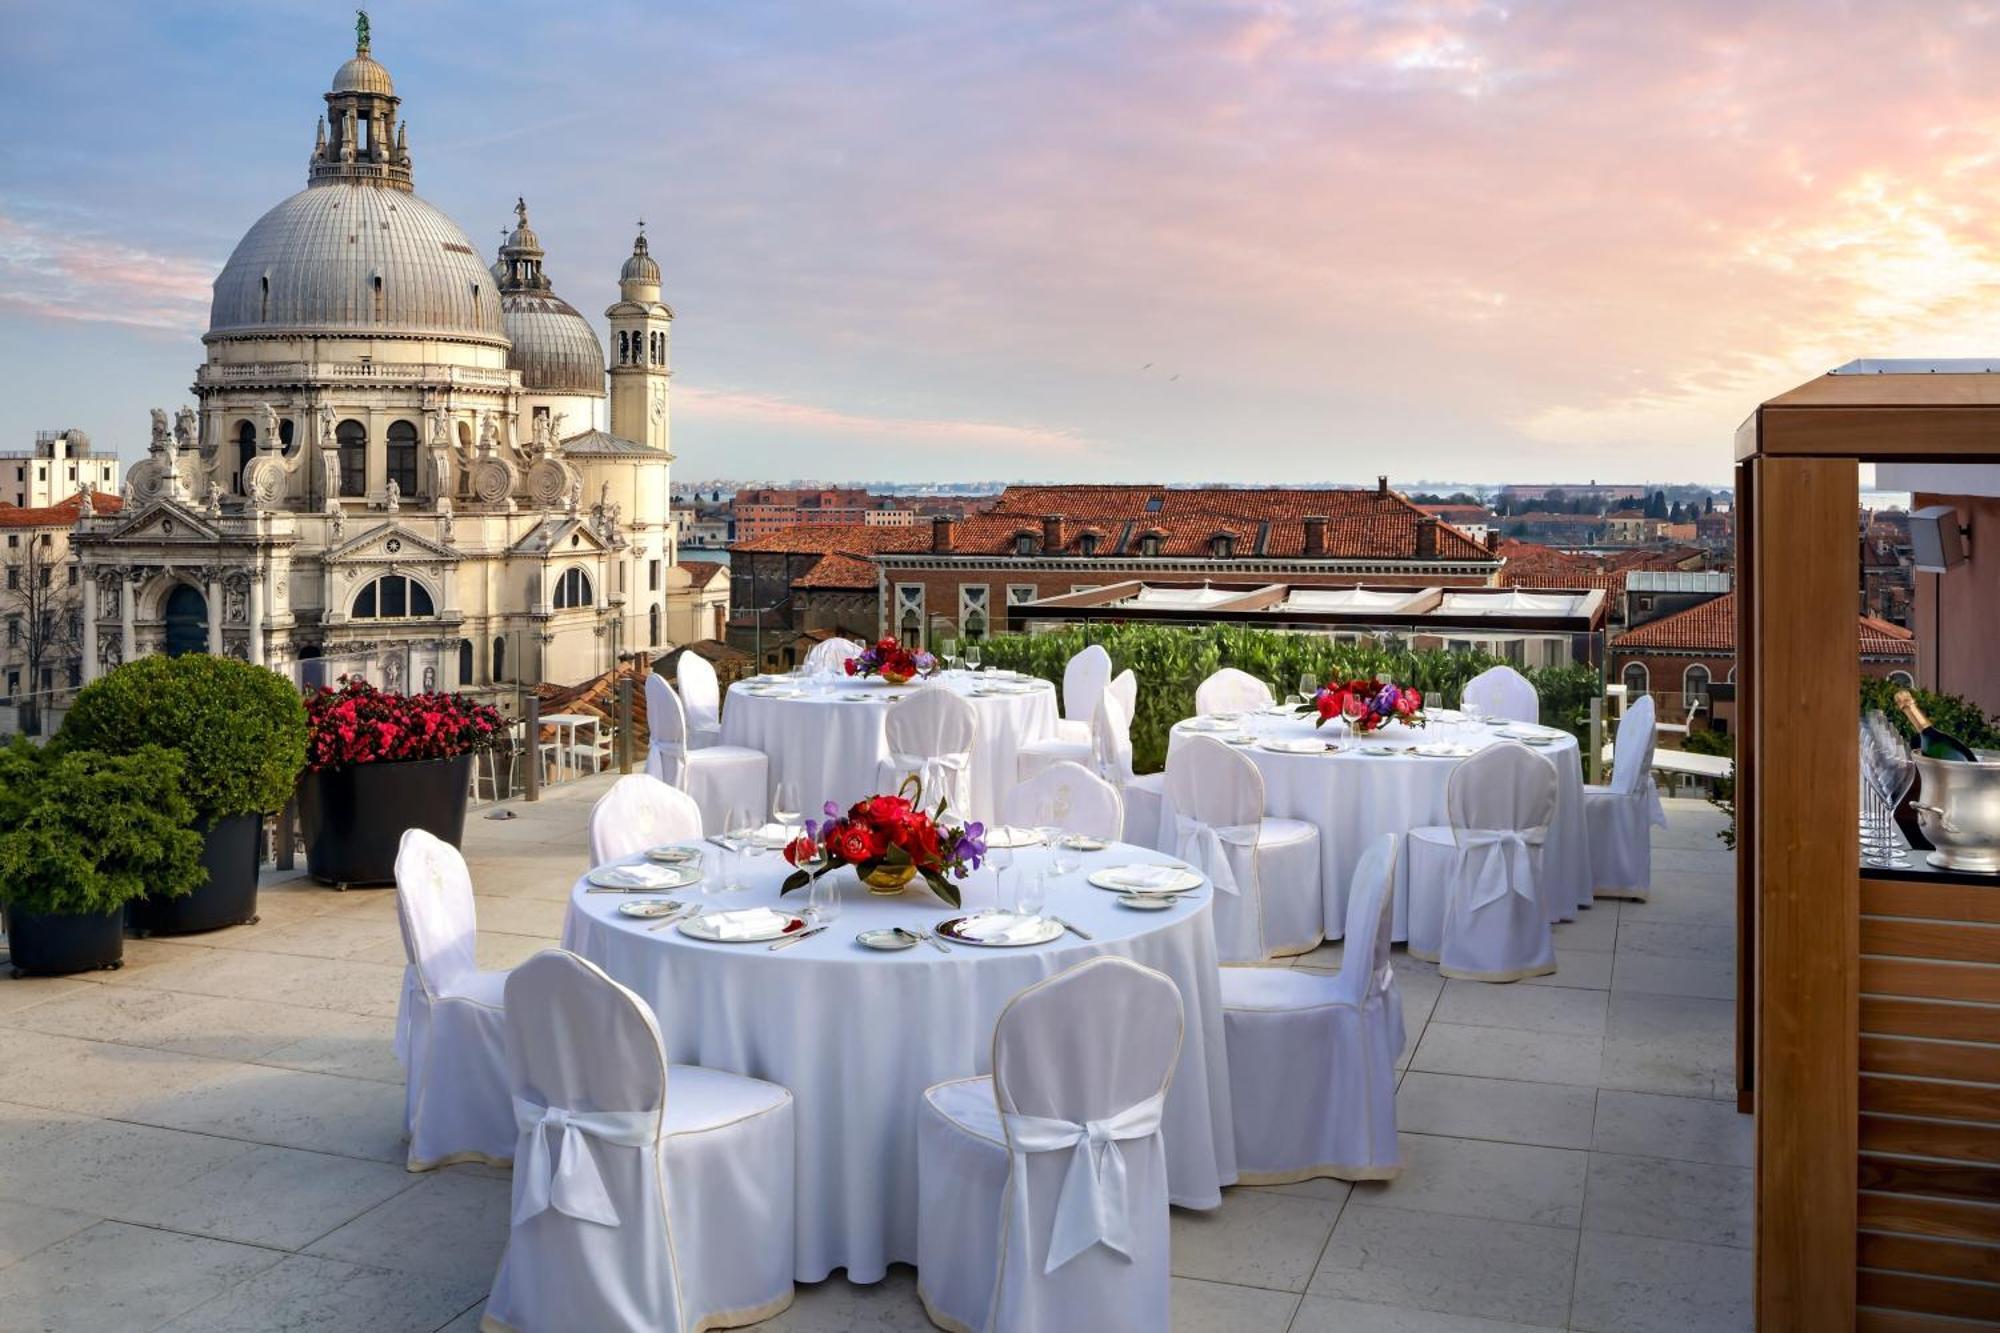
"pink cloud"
0,215,212,333
675,385,1090,455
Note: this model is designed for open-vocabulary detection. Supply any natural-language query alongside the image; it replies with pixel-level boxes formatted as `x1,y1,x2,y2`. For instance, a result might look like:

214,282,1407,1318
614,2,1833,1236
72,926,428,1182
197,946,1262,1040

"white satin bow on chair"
1173,815,1258,896
890,751,970,805
1004,1089,1168,1272
646,739,686,787
511,1096,658,1228
1456,825,1547,910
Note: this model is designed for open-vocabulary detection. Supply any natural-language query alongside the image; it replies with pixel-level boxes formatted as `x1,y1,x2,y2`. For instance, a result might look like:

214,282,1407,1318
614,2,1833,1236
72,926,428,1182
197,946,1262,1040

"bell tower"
606,223,673,451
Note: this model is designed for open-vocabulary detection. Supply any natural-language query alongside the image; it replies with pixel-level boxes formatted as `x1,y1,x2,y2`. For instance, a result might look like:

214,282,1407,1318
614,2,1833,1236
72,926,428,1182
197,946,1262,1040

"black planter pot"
4,905,124,976
299,754,475,887
129,813,262,937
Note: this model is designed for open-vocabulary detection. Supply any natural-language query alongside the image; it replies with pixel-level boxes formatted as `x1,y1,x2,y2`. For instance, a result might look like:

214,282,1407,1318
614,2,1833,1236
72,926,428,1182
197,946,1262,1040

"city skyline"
10,2,2000,486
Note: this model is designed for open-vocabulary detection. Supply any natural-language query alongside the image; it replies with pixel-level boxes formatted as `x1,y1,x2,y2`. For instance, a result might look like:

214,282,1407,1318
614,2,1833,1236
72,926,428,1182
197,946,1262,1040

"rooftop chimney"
1302,515,1329,558
1415,515,1439,558
1377,475,1389,498
931,513,957,553
1042,513,1066,551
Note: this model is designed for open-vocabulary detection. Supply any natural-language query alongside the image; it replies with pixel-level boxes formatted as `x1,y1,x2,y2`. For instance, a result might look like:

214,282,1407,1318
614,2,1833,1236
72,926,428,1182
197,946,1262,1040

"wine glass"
937,636,959,676
772,781,802,838
805,843,841,924
1342,692,1368,738
990,843,1015,914
715,804,753,891
1862,712,1915,867
1298,672,1318,711
965,644,983,673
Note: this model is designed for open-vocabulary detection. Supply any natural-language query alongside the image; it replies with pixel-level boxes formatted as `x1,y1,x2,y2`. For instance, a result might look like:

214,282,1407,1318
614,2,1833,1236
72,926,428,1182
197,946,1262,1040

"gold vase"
861,863,918,895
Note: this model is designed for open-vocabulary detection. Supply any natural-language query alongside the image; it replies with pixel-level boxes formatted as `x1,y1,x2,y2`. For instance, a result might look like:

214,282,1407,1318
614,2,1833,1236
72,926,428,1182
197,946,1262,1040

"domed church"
72,16,725,696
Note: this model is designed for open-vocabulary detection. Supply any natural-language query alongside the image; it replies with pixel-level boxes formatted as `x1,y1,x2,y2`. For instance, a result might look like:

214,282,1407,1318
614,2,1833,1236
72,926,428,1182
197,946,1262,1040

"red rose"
844,658,858,676
830,822,884,863
783,834,819,866
1314,691,1339,720
860,795,914,827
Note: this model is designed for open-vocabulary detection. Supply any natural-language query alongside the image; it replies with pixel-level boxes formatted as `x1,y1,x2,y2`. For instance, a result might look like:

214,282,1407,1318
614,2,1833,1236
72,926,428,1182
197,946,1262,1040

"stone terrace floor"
0,781,1749,1332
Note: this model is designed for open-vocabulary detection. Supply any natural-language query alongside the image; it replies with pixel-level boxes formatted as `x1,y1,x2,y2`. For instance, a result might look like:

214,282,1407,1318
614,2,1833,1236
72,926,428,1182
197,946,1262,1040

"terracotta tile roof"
792,552,880,589
0,493,125,527
1497,539,1699,601
1614,593,1915,657
729,523,931,556
676,559,726,587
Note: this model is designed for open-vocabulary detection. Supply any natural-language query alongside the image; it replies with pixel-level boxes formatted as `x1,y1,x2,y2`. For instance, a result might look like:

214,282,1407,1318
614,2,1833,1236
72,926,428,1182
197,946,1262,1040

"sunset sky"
7,1,2000,485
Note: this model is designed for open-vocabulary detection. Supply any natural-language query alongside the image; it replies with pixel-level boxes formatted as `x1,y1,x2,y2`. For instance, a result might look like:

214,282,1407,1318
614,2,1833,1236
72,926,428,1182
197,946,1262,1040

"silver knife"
1052,915,1093,940
917,926,952,953
769,925,827,951
646,905,698,931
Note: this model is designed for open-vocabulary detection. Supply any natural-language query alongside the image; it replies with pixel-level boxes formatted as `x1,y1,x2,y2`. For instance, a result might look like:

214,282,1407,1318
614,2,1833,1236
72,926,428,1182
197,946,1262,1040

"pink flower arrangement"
1312,677,1425,734
844,637,938,685
304,676,505,770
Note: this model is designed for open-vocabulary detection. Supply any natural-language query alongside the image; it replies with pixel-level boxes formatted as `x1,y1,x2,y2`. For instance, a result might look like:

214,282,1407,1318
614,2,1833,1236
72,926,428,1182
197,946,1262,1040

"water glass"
807,860,841,924
717,805,753,892
1019,867,1049,919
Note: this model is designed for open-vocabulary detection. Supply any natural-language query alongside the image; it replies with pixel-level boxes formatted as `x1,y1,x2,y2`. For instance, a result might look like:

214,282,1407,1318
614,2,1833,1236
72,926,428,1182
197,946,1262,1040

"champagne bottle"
1893,690,1978,762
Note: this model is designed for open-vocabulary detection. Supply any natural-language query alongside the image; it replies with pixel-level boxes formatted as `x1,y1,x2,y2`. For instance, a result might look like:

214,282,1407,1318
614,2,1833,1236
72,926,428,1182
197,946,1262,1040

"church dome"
331,52,393,95
207,183,507,344
501,292,605,395
620,232,661,286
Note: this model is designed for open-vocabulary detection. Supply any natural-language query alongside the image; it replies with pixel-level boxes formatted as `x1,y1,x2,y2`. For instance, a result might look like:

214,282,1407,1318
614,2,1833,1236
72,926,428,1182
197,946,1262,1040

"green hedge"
1860,678,2000,751
974,625,1602,772
0,740,205,916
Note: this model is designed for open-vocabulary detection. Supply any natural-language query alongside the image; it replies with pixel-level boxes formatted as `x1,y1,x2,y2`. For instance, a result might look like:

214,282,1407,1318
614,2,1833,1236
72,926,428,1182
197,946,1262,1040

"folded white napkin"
703,908,794,941
1106,864,1186,890
597,863,681,889
746,823,794,845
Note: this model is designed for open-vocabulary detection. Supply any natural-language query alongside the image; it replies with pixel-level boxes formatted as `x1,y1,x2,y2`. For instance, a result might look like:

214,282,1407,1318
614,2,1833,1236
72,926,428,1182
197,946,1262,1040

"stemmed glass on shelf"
1860,713,1915,868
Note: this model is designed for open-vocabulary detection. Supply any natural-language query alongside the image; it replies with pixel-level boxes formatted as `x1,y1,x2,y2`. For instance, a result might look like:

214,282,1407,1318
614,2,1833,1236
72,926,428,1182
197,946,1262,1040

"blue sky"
9,1,2000,485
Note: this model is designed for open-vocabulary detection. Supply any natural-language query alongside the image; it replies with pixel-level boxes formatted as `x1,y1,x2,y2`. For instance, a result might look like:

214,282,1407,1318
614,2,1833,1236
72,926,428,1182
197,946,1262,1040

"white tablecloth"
720,672,1060,826
562,839,1237,1285
1162,712,1592,941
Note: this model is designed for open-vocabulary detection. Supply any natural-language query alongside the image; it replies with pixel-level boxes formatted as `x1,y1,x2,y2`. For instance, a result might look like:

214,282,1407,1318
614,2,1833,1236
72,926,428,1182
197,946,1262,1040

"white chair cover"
878,684,978,814
483,950,796,1333
1053,645,1114,745
590,774,704,865
675,652,723,749
1092,690,1167,852
1463,664,1539,724
802,636,861,675
1001,761,1125,843
645,671,768,833
1016,663,1096,780
1406,742,1558,981
1220,834,1403,1184
1165,736,1323,961
392,829,514,1171
1107,669,1137,727
1194,668,1274,716
1586,694,1668,900
917,957,1183,1333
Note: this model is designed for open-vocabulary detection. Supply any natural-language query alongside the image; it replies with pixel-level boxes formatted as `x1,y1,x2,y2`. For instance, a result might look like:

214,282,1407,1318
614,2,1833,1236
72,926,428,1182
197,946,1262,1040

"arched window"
337,420,366,496
385,420,418,497
351,574,435,620
553,567,592,609
618,331,629,365
234,419,257,494
458,639,474,686
1888,669,1914,686
493,635,507,682
1684,663,1711,710
1622,662,1648,700
649,603,661,646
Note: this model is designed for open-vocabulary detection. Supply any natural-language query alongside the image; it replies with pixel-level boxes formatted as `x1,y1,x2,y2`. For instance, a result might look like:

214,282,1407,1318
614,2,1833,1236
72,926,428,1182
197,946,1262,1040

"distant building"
1498,482,1650,507
732,487,908,542
1502,511,1606,546
727,523,930,655
3,430,120,509
1,491,126,734
1417,502,1492,544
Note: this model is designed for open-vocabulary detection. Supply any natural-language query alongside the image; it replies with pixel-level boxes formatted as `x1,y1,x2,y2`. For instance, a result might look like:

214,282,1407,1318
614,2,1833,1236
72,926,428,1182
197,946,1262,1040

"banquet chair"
1462,664,1539,724
1164,735,1323,961
1054,644,1114,744
1585,694,1668,901
802,636,861,675
916,957,1182,1333
1405,741,1558,982
1107,668,1137,725
1220,833,1404,1184
644,672,768,834
878,684,978,813
674,652,724,751
1092,690,1167,851
392,829,515,1172
1001,761,1125,844
1194,667,1274,716
482,950,796,1333
589,773,705,865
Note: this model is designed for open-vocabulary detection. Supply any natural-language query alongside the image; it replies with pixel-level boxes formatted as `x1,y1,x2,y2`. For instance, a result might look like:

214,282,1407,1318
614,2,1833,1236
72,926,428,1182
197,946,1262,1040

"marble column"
119,572,136,664
80,575,98,683
248,568,265,667
206,573,224,656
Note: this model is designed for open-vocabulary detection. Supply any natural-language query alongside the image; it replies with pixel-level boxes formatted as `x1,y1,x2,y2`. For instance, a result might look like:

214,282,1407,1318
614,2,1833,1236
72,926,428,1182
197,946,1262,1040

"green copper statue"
355,9,370,53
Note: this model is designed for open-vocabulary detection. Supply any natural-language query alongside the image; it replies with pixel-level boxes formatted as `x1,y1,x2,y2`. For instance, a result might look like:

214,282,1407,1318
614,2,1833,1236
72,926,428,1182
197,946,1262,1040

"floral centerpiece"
304,677,505,770
844,637,939,686
780,778,985,905
1312,678,1425,733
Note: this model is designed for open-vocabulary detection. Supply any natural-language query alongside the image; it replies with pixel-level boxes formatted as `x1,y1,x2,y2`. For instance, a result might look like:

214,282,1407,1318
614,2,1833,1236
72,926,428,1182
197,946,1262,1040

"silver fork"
646,903,698,932
914,926,951,953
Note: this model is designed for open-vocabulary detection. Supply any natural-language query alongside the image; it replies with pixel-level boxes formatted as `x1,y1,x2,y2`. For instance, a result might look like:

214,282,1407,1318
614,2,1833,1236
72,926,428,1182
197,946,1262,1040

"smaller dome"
332,53,394,96
502,291,606,397
621,232,661,285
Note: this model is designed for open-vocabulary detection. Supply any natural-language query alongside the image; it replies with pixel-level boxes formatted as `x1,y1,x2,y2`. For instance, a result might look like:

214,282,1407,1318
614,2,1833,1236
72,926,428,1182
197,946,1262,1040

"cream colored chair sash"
889,750,970,804
1004,1088,1167,1272
1173,814,1258,896
511,1096,658,1228
1457,824,1549,910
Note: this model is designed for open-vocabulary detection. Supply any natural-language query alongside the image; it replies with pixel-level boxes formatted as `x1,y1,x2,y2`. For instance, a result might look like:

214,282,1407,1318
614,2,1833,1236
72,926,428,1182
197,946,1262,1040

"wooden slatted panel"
1864,879,2000,927
1860,1309,2000,1333
1865,1116,2000,1167
1866,998,2000,1045
1864,1038,2000,1086
1861,1077,2000,1125
1860,1233,2000,1286
1866,920,2000,967
1864,959,2000,1006
1862,1156,2000,1206
1858,1271,2000,1322
1861,1192,2000,1245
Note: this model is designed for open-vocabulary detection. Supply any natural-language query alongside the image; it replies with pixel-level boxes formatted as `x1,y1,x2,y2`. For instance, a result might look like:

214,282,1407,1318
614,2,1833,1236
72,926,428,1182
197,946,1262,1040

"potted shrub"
58,656,308,935
296,676,504,887
0,740,205,975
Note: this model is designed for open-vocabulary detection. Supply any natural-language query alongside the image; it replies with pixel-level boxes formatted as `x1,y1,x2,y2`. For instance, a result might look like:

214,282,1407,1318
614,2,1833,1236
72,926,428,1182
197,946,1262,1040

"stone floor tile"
0,1220,284,1333
0,1029,243,1118
1519,948,1612,990
1351,1133,1586,1229
135,1063,410,1162
1599,992,1736,1100
434,1302,486,1332
1170,1276,1300,1331
0,1097,91,1160
0,973,93,1017
112,948,403,1019
120,1144,419,1250
303,1170,513,1284
1395,1071,1597,1150
476,931,551,972
1170,1187,1345,1293
1432,981,1608,1036
1615,920,1735,962
12,985,383,1070
0,1198,97,1269
757,1265,934,1331
1610,951,1735,1001
1291,1294,1554,1331
204,912,405,962
1568,1230,1752,1332
468,893,570,938
1551,903,1619,952
1582,1151,1752,1248
1591,1089,1753,1167
0,1117,257,1216
1616,885,1735,926
1308,1204,1574,1328
253,1011,404,1084
1409,1023,1603,1088
156,1253,488,1333
1241,1175,1353,1204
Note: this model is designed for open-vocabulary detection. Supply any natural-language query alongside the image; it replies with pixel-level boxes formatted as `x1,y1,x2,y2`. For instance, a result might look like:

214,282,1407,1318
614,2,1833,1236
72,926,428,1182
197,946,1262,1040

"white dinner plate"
1258,738,1326,755
586,863,701,891
678,909,808,944
644,845,703,865
855,927,919,951
1058,834,1110,852
1180,717,1235,733
983,825,1044,849
616,898,683,919
1116,893,1176,911
1223,734,1257,746
934,913,1065,947
1414,742,1477,758
1088,865,1203,895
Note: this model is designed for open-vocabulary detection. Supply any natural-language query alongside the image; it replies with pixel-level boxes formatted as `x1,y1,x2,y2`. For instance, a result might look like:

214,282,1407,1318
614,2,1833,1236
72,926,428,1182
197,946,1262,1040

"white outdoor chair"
1165,735,1323,961
674,652,723,750
1107,668,1137,725
917,957,1182,1333
589,773,705,865
1462,664,1539,724
1001,761,1125,844
1092,689,1167,850
1053,644,1114,745
392,829,515,1172
877,685,977,814
1586,694,1668,901
1194,667,1274,716
1405,741,1558,982
801,636,861,675
1220,833,1404,1184
644,672,767,834
482,950,796,1333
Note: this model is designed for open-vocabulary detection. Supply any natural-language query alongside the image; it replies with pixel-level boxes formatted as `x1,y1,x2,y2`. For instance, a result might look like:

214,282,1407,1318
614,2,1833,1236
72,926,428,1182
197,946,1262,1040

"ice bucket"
1911,752,2000,873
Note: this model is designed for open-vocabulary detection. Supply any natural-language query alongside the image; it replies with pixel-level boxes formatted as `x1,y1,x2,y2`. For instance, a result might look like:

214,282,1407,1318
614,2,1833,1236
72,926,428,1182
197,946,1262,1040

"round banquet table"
561,838,1237,1285
719,671,1060,826
1161,710,1592,942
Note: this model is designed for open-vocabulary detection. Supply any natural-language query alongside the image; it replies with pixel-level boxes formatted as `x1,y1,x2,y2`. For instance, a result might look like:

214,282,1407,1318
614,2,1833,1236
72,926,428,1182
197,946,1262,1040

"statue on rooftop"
173,406,198,453
149,408,170,455
355,8,370,52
